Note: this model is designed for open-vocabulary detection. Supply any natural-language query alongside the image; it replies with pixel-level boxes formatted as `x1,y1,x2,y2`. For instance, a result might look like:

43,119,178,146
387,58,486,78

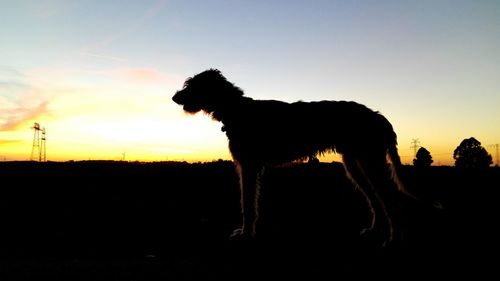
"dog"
172,69,411,244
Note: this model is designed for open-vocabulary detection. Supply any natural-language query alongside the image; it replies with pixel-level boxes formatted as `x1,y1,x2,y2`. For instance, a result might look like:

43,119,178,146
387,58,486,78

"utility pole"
410,138,420,158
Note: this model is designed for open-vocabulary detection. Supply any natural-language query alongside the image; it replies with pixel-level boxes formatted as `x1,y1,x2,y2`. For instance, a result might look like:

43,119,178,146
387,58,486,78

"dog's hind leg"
342,155,378,235
231,162,264,239
356,154,401,245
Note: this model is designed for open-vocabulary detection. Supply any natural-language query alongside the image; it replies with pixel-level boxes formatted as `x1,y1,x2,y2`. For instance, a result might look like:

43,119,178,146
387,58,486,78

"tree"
453,137,492,169
413,147,433,168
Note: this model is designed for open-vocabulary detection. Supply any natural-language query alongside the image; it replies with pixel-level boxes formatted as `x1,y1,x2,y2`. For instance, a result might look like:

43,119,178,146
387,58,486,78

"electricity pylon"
30,122,46,162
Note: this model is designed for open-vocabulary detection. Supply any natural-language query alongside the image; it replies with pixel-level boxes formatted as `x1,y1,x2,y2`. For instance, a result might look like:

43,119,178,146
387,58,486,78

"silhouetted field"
0,161,498,279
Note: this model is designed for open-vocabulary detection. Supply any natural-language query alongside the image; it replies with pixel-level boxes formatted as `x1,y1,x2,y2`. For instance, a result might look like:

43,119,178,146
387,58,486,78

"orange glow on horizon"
0,123,473,167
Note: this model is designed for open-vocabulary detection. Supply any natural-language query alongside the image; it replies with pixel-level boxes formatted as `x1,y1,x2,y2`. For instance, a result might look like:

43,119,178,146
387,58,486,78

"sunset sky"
1,0,499,165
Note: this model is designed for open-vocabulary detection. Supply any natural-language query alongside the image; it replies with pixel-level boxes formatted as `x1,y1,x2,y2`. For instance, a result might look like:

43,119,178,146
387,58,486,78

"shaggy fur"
173,69,410,244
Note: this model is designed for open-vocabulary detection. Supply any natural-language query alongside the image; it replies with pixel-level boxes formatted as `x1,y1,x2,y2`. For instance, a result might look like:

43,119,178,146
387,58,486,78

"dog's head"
172,69,243,116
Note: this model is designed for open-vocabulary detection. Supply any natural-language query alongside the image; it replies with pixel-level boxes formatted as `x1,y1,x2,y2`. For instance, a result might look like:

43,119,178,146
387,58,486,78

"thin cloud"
0,66,24,78
82,0,168,52
99,67,180,85
80,51,127,63
1,66,52,131
0,101,49,131
0,81,29,93
0,67,27,94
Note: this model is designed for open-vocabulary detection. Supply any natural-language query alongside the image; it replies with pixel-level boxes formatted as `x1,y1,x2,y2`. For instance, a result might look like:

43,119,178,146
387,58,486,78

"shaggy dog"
173,69,411,244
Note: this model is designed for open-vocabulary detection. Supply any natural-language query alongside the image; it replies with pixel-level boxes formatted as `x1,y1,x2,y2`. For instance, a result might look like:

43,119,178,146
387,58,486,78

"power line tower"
410,138,420,158
41,127,46,162
30,122,47,162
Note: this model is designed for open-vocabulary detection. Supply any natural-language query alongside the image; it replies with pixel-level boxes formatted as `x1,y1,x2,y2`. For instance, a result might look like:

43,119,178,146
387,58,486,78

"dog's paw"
359,226,374,236
230,228,244,238
229,228,255,241
358,226,393,248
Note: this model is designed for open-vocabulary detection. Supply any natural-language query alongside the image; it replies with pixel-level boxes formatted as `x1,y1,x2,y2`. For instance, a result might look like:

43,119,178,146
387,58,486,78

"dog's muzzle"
172,91,184,105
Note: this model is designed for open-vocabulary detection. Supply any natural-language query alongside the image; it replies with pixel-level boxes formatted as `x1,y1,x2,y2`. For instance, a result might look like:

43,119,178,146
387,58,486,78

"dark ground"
0,160,498,280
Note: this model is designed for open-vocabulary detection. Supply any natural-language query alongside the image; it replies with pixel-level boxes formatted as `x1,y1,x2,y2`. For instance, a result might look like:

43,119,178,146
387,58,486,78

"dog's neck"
208,96,252,126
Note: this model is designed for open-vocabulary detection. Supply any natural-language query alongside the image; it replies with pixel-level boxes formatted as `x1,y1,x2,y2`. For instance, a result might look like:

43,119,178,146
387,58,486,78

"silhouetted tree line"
413,137,492,169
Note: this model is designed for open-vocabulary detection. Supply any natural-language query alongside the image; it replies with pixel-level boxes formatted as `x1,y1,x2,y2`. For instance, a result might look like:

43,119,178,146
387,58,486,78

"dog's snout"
172,91,183,104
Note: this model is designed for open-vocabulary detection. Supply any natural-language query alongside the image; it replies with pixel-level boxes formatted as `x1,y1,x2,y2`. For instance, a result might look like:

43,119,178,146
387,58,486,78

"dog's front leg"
231,164,263,239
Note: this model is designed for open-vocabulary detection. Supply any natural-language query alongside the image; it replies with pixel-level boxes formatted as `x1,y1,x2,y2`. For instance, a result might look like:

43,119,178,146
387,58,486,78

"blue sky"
1,0,499,164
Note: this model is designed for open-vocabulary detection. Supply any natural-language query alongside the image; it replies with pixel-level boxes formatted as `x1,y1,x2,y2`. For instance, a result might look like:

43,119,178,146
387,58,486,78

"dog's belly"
227,127,333,164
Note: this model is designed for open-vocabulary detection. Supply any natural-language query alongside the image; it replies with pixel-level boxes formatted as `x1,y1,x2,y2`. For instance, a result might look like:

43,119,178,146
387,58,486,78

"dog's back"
223,98,398,164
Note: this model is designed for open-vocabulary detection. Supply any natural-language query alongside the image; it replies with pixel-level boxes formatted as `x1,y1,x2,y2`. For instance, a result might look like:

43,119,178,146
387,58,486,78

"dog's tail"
387,144,444,209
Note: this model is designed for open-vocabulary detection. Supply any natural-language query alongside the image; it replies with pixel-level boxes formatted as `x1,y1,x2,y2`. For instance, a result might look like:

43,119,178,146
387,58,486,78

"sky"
1,0,499,165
